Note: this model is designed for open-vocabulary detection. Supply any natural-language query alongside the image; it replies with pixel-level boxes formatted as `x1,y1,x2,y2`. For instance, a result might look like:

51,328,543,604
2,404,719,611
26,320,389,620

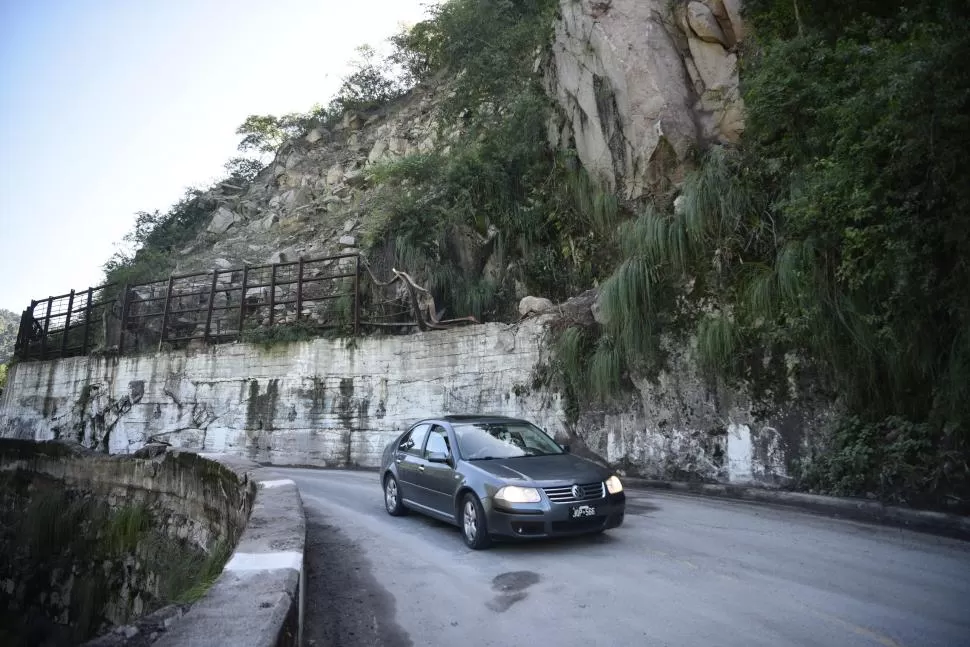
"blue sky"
0,0,431,312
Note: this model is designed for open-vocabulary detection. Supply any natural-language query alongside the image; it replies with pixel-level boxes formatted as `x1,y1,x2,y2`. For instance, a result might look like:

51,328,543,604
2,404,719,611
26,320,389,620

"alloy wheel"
385,479,398,512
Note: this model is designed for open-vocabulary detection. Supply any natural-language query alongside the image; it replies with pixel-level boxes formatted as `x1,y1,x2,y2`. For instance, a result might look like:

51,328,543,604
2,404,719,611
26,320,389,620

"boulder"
519,296,556,318
206,207,238,235
687,35,736,93
253,214,277,233
326,164,344,186
368,139,389,164
688,2,728,46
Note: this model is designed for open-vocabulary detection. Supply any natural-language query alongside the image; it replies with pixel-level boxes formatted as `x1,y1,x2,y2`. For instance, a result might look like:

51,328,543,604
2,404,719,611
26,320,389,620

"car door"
393,423,430,504
415,424,459,517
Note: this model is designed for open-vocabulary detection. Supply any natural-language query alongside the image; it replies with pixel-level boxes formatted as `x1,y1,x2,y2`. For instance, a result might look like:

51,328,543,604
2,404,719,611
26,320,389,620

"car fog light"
606,475,623,494
495,486,541,503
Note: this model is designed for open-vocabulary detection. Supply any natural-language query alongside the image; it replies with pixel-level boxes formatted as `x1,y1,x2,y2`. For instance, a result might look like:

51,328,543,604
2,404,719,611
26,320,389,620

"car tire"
460,493,491,550
384,474,407,516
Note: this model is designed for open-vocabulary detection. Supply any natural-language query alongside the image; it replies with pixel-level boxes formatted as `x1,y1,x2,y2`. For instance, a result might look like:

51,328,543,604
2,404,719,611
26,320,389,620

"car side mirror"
427,451,451,464
561,443,571,453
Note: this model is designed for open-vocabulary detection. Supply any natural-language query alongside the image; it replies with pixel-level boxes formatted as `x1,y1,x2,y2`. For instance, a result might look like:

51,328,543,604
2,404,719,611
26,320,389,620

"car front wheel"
384,474,407,516
460,493,491,550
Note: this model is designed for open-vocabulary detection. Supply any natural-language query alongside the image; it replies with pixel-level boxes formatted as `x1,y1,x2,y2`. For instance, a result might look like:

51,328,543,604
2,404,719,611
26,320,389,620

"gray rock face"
545,0,745,199
206,207,238,235
688,1,728,45
168,84,448,278
518,296,555,317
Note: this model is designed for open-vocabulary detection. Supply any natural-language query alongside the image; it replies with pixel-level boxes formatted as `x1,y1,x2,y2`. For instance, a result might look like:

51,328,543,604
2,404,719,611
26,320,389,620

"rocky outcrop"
545,0,745,200
163,1,746,278
173,89,449,278
206,207,239,235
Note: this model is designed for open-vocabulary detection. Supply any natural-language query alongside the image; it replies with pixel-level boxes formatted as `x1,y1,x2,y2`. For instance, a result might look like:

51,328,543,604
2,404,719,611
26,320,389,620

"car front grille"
543,482,605,503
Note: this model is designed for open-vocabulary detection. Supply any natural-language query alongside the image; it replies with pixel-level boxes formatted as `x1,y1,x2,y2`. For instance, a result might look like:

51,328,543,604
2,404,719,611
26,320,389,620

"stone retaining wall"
0,440,305,646
0,319,825,486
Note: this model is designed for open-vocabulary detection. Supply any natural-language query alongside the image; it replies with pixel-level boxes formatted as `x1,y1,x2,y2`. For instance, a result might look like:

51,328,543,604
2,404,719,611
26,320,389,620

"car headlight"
606,475,623,494
494,485,541,504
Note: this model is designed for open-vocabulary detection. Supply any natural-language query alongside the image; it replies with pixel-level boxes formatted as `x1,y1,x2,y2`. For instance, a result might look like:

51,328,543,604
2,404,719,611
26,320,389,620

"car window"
453,421,564,460
425,425,451,458
399,424,431,456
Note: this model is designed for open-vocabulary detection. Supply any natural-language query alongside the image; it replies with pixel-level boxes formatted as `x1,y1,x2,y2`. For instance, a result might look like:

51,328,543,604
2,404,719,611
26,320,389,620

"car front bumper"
485,492,626,539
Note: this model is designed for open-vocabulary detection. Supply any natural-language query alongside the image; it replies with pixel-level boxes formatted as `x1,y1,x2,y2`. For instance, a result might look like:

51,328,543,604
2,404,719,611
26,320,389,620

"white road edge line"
225,551,303,573
259,479,297,489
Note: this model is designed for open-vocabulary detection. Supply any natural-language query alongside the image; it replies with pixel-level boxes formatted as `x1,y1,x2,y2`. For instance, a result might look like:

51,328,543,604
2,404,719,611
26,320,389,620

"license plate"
570,505,597,519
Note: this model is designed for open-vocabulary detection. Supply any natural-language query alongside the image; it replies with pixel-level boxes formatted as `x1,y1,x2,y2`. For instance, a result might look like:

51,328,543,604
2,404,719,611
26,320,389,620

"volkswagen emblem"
571,484,582,500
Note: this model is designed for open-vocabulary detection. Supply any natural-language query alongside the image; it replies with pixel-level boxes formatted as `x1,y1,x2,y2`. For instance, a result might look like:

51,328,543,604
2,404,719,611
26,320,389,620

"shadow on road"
304,510,413,647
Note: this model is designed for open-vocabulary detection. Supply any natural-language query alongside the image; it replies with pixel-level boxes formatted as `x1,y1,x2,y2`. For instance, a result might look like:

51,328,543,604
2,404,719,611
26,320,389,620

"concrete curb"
154,454,307,647
627,478,970,541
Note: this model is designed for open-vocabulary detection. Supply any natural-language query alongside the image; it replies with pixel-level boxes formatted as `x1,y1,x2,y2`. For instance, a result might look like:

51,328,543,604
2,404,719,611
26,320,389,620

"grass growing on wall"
1,475,235,643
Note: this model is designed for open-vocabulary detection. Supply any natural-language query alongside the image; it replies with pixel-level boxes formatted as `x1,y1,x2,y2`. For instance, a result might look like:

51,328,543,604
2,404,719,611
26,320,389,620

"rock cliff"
546,0,744,199
172,0,744,275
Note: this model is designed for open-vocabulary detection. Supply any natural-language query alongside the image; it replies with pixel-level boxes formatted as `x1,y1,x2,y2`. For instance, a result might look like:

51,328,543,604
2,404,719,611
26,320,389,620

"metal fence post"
60,290,75,357
117,285,130,353
204,270,218,343
238,266,249,337
81,288,94,355
40,298,53,360
268,264,277,327
354,255,361,336
296,257,304,322
159,276,175,350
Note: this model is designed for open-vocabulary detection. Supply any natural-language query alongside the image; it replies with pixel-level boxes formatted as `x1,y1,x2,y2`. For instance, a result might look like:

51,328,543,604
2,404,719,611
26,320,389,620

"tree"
235,114,298,155
0,308,19,364
223,157,265,184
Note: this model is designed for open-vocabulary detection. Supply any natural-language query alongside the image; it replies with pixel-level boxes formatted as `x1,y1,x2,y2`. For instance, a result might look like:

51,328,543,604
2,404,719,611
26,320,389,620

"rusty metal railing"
14,253,477,362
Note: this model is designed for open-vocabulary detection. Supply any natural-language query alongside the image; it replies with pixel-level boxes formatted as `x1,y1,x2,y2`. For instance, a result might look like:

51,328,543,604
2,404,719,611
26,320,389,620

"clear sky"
0,0,432,313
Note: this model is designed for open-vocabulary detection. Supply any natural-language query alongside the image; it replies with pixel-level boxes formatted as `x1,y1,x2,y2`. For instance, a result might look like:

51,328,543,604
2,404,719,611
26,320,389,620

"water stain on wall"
245,379,280,460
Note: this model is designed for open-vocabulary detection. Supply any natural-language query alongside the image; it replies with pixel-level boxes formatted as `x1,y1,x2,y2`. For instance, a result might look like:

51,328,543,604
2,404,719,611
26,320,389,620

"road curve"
268,467,970,647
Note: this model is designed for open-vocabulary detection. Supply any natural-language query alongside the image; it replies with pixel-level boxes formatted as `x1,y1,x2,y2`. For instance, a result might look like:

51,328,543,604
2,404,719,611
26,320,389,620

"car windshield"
453,421,564,460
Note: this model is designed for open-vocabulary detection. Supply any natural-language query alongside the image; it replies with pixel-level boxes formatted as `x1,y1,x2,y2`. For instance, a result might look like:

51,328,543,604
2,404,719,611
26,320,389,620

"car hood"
465,453,610,485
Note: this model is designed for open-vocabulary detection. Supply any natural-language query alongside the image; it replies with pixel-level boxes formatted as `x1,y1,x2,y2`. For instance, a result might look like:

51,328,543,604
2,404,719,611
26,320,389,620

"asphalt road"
269,467,970,647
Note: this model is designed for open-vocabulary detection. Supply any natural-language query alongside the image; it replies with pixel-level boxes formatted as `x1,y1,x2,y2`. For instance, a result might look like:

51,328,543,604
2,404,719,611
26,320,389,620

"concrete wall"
152,455,306,647
0,319,827,485
0,440,305,647
0,441,256,643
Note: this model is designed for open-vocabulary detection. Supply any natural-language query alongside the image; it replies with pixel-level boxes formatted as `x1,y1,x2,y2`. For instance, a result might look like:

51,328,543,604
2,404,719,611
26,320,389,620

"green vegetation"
556,0,970,508
1,477,232,643
241,318,339,348
235,44,415,156
0,308,18,366
364,0,619,320
171,540,231,604
103,190,222,288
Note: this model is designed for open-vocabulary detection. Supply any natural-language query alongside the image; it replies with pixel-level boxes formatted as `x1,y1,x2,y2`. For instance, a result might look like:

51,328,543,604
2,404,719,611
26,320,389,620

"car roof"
439,414,530,424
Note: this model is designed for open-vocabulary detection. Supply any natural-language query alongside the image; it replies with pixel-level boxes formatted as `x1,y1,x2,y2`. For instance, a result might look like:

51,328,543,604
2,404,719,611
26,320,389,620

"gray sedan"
379,415,626,549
